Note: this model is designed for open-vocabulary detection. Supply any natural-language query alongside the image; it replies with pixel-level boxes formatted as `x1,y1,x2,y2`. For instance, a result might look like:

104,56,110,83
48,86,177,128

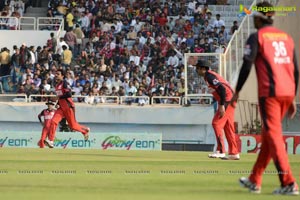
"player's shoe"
84,128,90,141
221,154,240,160
273,182,299,195
37,140,44,148
239,177,261,194
44,139,54,148
208,151,226,158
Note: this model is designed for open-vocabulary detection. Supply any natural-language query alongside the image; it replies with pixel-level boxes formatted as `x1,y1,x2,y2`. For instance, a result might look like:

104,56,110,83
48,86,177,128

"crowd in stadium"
0,0,239,104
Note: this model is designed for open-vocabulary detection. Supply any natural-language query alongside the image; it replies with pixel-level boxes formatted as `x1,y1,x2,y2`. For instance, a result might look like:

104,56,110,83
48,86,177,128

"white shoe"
239,177,261,194
208,151,226,158
273,182,299,195
44,139,54,148
228,154,240,160
84,128,90,141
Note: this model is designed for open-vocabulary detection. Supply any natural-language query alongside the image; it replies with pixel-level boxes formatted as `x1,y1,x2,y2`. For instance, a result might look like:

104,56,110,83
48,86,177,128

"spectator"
0,47,11,76
169,3,179,16
55,38,67,56
65,8,74,30
231,20,239,34
213,14,225,29
64,28,77,55
84,90,95,104
203,20,212,33
220,25,229,42
126,81,137,96
19,43,31,71
61,45,72,68
135,89,148,106
28,46,36,66
39,79,51,94
127,26,137,40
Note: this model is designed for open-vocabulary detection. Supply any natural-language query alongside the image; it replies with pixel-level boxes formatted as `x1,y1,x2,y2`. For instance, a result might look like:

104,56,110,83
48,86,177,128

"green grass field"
0,148,299,200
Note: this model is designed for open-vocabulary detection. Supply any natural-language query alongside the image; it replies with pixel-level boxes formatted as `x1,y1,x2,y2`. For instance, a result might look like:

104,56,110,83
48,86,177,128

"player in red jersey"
37,100,56,148
44,69,90,148
232,1,299,195
196,60,240,160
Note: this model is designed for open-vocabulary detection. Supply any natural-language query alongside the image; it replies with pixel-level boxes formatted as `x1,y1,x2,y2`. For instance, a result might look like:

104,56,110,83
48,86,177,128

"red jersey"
38,109,55,127
256,26,296,97
236,25,298,97
204,70,233,104
55,80,74,108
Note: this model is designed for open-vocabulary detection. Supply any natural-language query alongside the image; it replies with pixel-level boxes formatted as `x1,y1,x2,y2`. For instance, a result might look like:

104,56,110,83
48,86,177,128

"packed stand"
0,0,238,105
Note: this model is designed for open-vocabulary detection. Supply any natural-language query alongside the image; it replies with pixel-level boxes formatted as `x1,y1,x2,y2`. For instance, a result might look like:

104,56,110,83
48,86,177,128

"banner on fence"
237,134,300,154
0,131,162,150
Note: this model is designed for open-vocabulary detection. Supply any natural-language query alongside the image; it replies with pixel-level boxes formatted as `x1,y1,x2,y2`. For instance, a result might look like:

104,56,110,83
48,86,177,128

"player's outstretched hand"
288,101,297,119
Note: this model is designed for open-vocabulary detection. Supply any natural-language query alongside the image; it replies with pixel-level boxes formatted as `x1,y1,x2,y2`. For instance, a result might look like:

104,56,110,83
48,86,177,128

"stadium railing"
0,94,27,102
0,17,63,31
12,94,213,106
182,95,213,106
19,17,36,30
28,94,120,105
119,96,150,106
28,94,56,103
72,95,119,105
37,17,64,31
151,96,182,106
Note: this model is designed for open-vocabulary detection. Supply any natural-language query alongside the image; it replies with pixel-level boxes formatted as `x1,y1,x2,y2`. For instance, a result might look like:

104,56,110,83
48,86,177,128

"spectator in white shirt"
84,91,95,104
187,0,196,16
126,81,137,96
113,19,123,34
138,32,146,45
129,51,140,66
80,11,90,33
213,14,225,29
29,46,36,65
131,17,142,33
167,51,179,69
111,74,122,92
57,37,69,55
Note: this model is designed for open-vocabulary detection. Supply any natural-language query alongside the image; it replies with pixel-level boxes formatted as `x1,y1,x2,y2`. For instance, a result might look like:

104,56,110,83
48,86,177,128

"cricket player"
37,100,56,148
232,1,299,195
196,60,240,160
44,69,90,148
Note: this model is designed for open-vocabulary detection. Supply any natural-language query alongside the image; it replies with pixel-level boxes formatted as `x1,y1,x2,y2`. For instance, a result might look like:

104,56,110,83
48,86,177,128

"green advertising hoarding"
0,131,162,150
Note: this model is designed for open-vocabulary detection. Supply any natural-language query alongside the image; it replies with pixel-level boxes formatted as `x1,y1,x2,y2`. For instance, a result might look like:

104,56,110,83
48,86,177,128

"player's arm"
293,49,299,95
288,49,300,119
38,110,44,126
235,33,258,94
206,73,226,106
59,80,72,99
206,73,226,118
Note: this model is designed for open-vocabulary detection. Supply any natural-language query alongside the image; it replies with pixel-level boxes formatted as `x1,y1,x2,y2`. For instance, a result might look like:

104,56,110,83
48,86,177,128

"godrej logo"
101,136,160,150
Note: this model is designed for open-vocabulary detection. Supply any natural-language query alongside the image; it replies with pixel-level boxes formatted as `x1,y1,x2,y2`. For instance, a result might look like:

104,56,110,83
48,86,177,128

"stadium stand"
0,0,252,105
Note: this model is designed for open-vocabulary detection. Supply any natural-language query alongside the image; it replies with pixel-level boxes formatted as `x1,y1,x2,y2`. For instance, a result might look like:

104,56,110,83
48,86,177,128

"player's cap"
45,100,55,105
196,60,210,70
